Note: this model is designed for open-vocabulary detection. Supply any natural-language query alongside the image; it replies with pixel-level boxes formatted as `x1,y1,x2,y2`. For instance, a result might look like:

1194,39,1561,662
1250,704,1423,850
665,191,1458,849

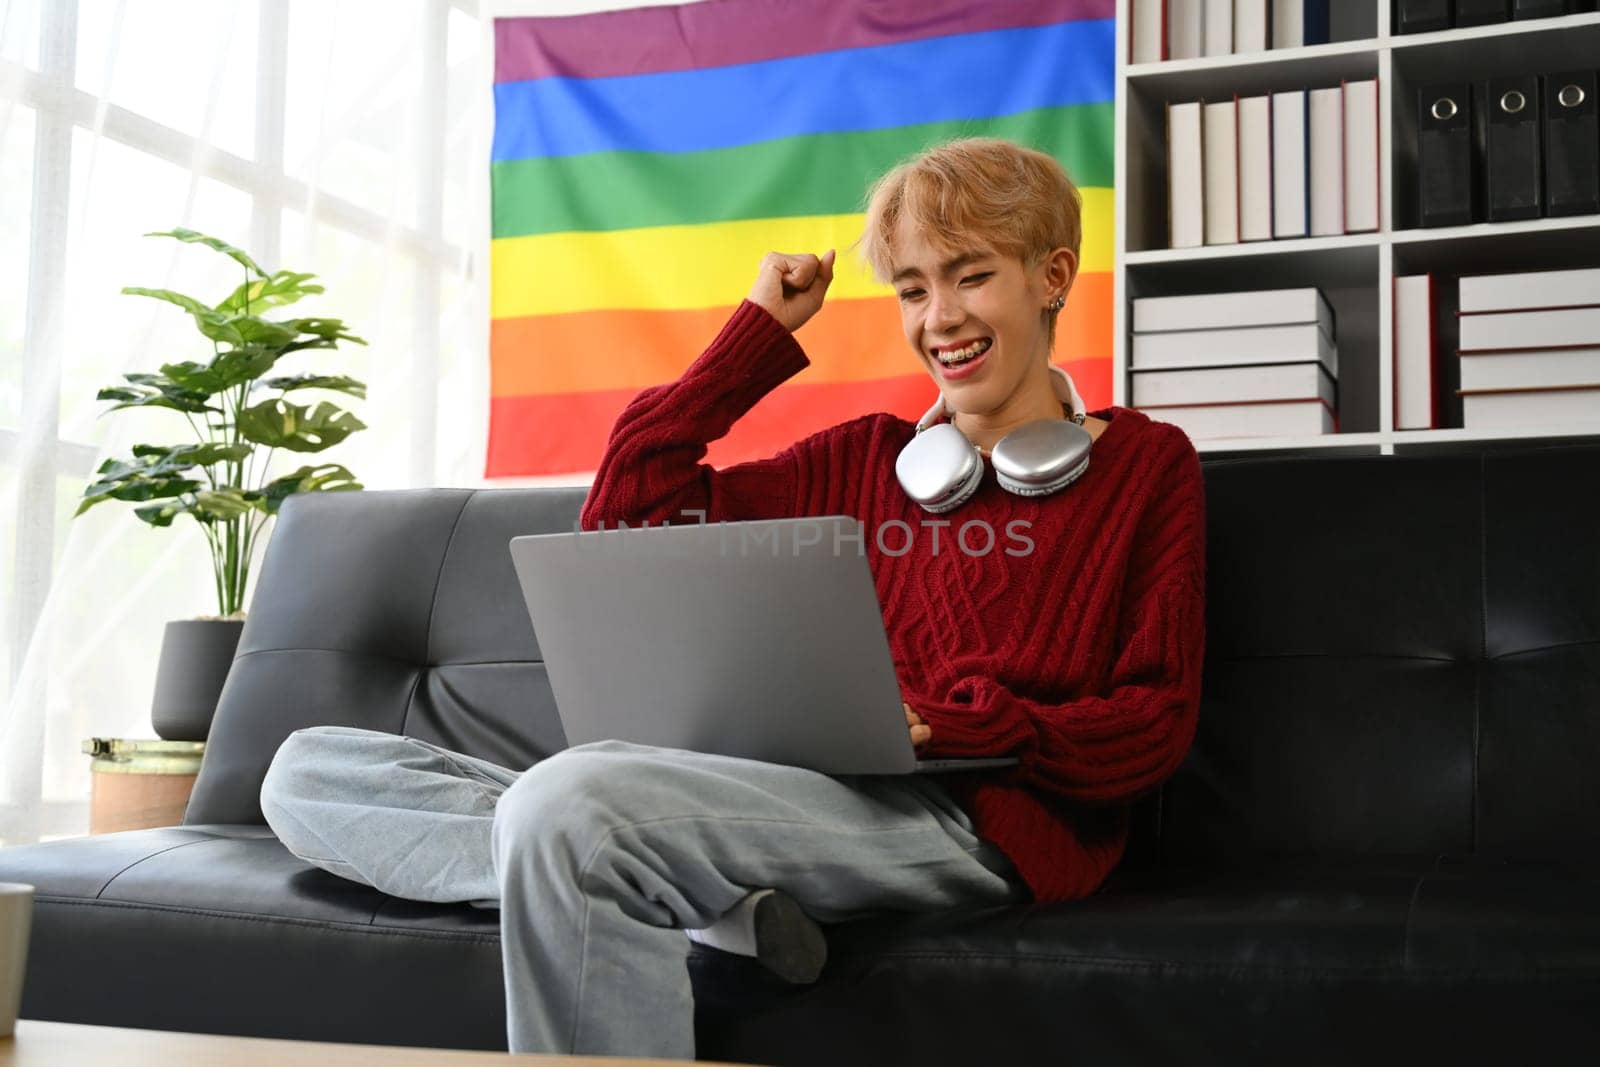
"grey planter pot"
151,619,245,742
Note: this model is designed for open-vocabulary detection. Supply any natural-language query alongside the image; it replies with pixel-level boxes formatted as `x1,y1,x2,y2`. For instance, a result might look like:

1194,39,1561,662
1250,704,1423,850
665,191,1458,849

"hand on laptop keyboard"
904,703,931,750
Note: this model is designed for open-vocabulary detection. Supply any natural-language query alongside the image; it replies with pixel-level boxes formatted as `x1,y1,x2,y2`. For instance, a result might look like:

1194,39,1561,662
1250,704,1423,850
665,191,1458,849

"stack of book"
1129,286,1339,439
1167,80,1378,247
1131,1,1332,62
1395,267,1600,430
1418,69,1599,227
1456,267,1599,429
1397,0,1596,34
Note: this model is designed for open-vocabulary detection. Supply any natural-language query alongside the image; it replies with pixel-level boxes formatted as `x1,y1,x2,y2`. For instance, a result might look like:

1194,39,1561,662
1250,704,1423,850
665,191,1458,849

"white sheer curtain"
0,0,494,845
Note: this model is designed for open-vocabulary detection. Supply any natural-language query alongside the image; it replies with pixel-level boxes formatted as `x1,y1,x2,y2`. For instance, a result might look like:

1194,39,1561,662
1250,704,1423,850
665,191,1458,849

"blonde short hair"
855,137,1083,341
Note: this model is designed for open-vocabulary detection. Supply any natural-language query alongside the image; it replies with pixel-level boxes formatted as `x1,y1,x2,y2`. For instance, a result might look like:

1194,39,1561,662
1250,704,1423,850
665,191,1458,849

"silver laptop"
508,515,1018,776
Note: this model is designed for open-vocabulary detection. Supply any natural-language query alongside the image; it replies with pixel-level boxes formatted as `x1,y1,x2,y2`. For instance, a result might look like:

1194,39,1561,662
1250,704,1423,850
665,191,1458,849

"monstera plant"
76,228,368,739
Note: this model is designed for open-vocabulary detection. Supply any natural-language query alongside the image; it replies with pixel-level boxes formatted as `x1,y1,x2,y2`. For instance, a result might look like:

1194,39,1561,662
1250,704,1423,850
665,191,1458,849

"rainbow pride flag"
489,0,1115,477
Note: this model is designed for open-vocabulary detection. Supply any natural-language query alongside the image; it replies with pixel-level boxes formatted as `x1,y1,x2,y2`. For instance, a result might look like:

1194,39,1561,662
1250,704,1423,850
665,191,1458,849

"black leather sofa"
3,440,1599,1064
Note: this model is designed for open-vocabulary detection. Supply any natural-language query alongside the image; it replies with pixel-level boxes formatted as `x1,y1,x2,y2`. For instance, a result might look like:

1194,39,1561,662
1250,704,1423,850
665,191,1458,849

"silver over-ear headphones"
894,365,1093,514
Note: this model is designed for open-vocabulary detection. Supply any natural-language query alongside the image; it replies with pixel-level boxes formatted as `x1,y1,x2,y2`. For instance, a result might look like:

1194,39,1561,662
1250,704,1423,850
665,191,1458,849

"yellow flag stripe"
490,188,1114,320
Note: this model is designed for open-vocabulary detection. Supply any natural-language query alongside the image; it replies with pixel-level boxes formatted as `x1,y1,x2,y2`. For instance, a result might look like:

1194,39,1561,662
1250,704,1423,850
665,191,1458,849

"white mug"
0,882,34,1038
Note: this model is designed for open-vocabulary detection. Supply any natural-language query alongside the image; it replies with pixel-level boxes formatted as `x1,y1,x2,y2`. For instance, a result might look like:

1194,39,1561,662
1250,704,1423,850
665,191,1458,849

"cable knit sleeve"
579,300,812,530
913,434,1207,806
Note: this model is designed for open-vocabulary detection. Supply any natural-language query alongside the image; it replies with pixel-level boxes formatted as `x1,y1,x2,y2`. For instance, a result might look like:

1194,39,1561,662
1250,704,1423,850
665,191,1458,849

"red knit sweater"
578,300,1207,904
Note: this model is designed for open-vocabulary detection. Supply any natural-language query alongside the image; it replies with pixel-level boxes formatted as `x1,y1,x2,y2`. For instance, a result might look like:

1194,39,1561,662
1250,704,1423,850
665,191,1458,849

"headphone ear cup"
895,423,984,513
991,420,1093,497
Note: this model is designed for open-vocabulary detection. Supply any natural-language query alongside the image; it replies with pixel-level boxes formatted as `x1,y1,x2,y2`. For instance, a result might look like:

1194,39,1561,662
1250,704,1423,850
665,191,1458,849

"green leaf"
156,360,230,395
133,499,188,527
216,270,324,315
76,473,203,516
258,374,366,399
193,488,254,521
226,315,298,348
96,376,219,415
144,346,279,401
258,463,362,514
158,347,279,397
210,345,281,386
77,440,256,519
122,286,245,346
279,316,368,348
120,286,213,318
194,317,244,346
144,228,267,278
236,398,367,453
128,441,252,468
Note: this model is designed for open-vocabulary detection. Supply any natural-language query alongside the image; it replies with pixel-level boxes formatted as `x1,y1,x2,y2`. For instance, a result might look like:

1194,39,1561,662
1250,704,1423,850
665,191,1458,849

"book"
1343,79,1380,233
1272,0,1331,46
1204,101,1240,244
1272,89,1310,238
1459,266,1600,312
1130,361,1338,407
1132,322,1338,376
1459,347,1600,392
1309,86,1345,236
1394,274,1438,430
1168,101,1205,248
1235,0,1270,51
1461,385,1600,430
1204,0,1234,55
1131,0,1167,63
1143,399,1339,439
1133,287,1334,332
1170,0,1204,60
1433,266,1465,427
1238,95,1275,241
1485,75,1543,221
1458,307,1600,352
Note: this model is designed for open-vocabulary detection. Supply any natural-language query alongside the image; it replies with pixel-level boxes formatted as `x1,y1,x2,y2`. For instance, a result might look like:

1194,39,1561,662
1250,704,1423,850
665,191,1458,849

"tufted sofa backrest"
1144,441,1600,868
187,488,584,824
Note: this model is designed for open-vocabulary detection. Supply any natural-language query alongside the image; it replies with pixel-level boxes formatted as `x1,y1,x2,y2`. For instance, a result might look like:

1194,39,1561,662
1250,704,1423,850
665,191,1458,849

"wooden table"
0,1021,748,1066
82,739,204,834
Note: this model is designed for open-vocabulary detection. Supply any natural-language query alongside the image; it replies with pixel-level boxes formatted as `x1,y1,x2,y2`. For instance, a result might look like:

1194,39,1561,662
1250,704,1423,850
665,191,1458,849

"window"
0,0,486,844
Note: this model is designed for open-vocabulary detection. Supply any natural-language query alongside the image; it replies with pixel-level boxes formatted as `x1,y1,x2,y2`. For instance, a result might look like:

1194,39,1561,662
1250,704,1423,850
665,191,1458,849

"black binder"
1455,0,1510,23
1511,0,1574,17
1398,0,1452,33
1543,70,1600,217
1419,84,1475,227
1485,76,1542,220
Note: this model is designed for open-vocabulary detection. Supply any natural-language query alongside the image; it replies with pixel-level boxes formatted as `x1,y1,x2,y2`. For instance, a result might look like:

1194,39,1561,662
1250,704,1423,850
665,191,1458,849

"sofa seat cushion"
2,831,1596,1061
0,826,505,1049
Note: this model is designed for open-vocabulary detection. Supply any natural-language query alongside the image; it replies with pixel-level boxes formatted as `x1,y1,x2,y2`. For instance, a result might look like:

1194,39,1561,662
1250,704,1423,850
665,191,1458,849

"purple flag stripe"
493,0,1115,85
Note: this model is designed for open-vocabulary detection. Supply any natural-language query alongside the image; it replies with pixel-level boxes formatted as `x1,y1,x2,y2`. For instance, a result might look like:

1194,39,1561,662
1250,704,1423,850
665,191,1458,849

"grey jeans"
259,726,1027,1058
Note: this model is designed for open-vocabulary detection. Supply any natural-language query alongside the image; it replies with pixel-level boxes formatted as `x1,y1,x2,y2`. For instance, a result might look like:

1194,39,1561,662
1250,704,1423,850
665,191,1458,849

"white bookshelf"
1112,0,1600,457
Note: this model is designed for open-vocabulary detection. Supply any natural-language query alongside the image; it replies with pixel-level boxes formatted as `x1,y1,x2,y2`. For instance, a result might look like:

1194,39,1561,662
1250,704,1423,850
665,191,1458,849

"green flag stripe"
492,101,1112,239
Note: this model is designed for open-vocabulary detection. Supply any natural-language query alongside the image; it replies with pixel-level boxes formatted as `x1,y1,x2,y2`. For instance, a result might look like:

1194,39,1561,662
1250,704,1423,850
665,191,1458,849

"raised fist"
746,249,836,333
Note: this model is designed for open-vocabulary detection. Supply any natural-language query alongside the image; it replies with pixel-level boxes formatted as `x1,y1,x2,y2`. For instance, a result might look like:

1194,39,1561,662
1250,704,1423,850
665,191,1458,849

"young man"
260,137,1206,1058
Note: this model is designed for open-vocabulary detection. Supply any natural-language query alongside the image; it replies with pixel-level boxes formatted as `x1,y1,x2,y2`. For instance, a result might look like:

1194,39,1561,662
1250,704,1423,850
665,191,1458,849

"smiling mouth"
932,338,993,366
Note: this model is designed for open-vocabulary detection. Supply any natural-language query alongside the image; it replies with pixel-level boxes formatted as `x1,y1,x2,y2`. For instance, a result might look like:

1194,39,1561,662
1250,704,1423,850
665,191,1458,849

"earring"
1047,295,1065,312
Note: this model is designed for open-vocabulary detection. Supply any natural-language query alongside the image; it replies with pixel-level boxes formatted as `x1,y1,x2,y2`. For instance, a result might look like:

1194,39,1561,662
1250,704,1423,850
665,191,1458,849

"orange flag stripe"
486,355,1113,478
490,272,1112,399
